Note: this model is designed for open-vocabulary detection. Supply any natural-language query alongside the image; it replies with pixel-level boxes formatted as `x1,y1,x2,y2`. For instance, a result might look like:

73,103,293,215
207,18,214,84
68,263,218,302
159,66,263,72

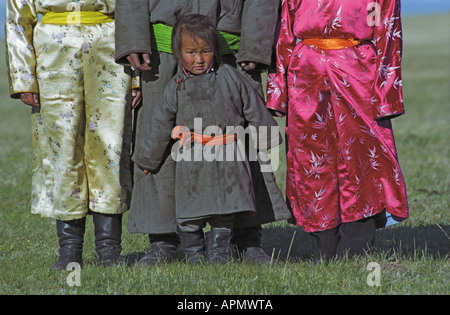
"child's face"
179,33,214,75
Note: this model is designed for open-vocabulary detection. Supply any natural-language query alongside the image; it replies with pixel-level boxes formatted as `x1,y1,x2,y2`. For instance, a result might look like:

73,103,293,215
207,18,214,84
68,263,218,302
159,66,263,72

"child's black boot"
177,227,206,264
205,228,231,264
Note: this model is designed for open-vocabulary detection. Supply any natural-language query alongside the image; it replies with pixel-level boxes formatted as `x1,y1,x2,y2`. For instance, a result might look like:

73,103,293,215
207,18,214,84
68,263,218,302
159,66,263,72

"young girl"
115,0,283,266
132,13,289,264
267,0,409,260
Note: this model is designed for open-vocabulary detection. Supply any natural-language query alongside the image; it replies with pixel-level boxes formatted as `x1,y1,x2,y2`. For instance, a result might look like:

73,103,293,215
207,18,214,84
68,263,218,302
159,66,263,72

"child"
132,13,287,264
115,0,287,265
267,0,409,260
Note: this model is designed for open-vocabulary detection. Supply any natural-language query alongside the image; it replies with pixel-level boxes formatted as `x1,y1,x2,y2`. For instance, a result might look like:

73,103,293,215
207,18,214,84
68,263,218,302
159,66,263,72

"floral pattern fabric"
6,0,133,220
266,0,409,232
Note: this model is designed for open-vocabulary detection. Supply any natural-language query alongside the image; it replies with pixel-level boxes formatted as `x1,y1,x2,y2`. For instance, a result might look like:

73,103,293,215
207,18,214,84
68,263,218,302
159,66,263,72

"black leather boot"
136,234,179,267
336,217,376,258
205,228,231,264
309,225,341,262
51,218,86,271
177,227,206,264
231,226,272,264
93,213,123,267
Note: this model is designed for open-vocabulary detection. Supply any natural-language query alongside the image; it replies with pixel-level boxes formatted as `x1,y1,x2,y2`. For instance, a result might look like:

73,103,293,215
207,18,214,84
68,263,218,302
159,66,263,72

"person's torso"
35,0,116,15
149,0,245,33
293,0,383,40
174,65,246,131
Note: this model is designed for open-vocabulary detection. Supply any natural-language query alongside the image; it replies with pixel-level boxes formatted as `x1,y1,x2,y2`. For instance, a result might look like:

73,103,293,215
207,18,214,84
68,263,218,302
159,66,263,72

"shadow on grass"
121,224,449,266
260,223,450,261
122,247,185,267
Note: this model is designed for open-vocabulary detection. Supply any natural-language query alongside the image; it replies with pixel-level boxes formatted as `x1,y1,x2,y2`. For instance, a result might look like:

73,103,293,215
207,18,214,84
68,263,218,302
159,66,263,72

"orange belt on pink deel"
302,38,361,50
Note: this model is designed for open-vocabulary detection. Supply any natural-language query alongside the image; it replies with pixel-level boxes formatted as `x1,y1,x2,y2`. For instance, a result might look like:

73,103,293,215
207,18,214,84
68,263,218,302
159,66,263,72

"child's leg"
177,219,206,264
205,214,235,264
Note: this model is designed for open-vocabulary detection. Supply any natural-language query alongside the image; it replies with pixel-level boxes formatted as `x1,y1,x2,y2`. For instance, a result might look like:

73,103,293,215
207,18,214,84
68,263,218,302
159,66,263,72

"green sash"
152,23,240,55
217,31,240,55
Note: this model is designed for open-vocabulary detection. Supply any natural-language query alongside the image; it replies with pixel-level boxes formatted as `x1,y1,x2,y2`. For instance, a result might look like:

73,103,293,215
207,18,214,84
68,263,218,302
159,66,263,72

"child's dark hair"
171,13,222,68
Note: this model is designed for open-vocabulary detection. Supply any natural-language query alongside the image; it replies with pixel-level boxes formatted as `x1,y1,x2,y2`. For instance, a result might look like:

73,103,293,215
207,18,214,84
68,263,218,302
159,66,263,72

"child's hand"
240,61,257,72
127,53,151,71
137,165,151,175
20,92,40,107
131,89,142,108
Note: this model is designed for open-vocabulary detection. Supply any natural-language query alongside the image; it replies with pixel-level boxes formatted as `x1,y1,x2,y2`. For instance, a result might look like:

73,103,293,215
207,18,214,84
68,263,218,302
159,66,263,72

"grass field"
0,14,449,295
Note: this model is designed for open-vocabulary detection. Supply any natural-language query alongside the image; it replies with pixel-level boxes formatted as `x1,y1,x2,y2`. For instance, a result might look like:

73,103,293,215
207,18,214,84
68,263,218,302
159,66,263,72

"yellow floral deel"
6,0,133,220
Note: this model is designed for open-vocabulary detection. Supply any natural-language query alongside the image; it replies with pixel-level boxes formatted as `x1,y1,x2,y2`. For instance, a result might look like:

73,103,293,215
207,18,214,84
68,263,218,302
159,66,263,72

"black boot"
136,233,179,267
51,218,86,271
309,225,340,262
93,213,123,267
336,217,376,258
205,228,231,264
177,227,206,264
231,226,272,264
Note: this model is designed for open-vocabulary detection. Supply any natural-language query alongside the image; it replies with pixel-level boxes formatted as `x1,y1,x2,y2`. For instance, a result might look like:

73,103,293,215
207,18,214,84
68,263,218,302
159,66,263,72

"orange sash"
302,38,361,50
172,125,237,146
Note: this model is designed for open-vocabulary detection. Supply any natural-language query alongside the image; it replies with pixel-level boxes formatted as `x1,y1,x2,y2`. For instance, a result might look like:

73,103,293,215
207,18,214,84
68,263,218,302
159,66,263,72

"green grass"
0,14,449,295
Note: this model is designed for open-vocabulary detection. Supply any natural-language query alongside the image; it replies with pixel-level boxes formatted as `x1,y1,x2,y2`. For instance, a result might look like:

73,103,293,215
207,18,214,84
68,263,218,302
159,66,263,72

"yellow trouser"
31,21,132,220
